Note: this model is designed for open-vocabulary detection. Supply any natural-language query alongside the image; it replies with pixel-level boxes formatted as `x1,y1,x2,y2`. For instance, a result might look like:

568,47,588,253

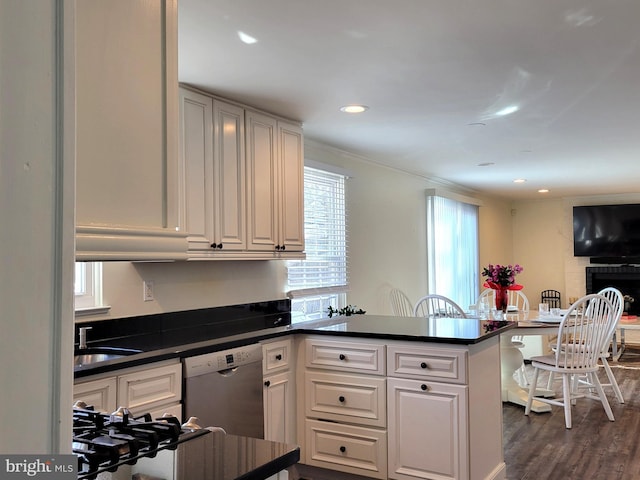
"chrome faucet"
78,326,92,350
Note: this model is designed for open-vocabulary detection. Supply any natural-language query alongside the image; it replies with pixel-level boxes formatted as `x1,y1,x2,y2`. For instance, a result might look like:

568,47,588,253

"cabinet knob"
339,354,346,360
281,245,286,251
275,354,282,361
338,395,345,403
217,243,223,249
275,245,281,251
210,243,223,249
420,362,428,369
339,446,346,453
264,380,271,387
421,384,428,391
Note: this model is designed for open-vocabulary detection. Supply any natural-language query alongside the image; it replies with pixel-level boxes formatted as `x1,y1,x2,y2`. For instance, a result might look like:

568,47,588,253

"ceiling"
178,0,640,200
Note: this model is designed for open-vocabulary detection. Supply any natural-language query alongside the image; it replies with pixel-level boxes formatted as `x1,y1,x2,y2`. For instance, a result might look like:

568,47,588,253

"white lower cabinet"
73,376,118,413
305,419,387,479
299,336,506,480
387,378,468,480
263,338,297,480
73,361,182,420
301,336,388,479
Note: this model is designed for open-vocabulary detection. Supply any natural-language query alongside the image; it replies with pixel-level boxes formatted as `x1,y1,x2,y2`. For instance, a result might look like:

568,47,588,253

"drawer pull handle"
338,395,345,403
275,354,282,360
339,354,346,360
339,446,346,453
421,384,428,391
420,362,428,369
264,380,271,387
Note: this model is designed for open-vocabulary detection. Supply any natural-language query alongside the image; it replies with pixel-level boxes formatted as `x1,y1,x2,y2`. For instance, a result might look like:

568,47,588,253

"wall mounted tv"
573,203,640,262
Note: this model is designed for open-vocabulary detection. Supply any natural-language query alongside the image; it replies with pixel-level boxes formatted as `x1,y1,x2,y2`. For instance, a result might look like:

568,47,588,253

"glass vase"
494,287,508,313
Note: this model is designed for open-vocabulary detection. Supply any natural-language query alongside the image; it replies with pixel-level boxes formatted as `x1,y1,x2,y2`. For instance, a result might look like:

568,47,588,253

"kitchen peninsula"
74,304,512,480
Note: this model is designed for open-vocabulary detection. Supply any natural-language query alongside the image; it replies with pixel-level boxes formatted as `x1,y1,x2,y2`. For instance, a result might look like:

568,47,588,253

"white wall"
512,193,640,308
83,140,513,323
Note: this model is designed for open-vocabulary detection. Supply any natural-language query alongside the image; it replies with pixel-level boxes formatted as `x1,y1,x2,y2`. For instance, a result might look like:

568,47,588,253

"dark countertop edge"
74,319,516,379
236,447,300,480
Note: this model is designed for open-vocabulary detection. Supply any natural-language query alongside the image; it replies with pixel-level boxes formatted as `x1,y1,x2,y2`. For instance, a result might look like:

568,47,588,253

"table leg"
500,336,552,413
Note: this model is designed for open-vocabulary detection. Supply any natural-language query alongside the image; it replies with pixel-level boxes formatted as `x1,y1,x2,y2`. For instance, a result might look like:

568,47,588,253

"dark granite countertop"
74,308,515,379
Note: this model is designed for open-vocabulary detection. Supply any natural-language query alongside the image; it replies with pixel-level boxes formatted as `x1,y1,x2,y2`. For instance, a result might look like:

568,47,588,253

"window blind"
287,166,348,298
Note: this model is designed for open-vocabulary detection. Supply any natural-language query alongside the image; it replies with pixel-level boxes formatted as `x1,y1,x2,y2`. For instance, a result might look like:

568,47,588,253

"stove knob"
182,416,202,430
110,406,131,423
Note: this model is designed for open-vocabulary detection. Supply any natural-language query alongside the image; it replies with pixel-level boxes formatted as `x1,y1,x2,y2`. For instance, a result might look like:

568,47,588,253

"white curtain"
427,194,479,309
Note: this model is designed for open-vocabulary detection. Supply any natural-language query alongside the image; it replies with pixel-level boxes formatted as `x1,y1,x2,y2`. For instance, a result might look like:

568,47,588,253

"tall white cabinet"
75,0,187,260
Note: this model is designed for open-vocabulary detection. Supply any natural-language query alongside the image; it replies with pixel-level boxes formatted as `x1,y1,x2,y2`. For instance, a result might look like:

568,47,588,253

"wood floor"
503,364,640,480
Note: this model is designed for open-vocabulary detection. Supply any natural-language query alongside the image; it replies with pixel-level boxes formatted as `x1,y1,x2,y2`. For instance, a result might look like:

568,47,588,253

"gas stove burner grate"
72,404,208,480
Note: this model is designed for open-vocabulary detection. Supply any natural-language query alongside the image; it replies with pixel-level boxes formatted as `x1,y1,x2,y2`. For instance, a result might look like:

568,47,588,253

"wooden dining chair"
525,293,617,429
414,294,466,318
541,289,561,309
389,288,413,316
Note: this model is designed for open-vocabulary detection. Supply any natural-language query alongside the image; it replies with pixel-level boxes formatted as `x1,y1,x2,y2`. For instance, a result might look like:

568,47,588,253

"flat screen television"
573,204,640,261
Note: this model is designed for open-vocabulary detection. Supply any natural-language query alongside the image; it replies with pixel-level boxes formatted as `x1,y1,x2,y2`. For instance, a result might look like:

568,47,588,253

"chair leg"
589,371,615,422
562,374,573,429
525,368,540,416
601,357,624,403
547,371,555,390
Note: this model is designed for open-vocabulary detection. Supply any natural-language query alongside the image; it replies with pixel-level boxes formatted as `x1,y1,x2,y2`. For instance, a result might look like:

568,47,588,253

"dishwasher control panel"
183,343,263,378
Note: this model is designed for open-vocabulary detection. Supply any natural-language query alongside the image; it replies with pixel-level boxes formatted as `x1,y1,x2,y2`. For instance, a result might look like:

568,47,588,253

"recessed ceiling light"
477,162,495,167
340,105,369,114
513,179,526,183
237,31,258,44
538,189,549,193
496,105,519,116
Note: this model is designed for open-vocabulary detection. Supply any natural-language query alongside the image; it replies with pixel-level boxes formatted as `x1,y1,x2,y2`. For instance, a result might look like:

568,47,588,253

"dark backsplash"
75,299,291,351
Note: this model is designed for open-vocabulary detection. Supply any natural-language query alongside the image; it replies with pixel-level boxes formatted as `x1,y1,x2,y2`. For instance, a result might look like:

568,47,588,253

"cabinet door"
73,377,117,413
117,363,182,416
179,88,215,251
246,110,278,252
213,100,246,250
76,0,187,261
264,370,296,444
387,378,468,480
277,121,305,253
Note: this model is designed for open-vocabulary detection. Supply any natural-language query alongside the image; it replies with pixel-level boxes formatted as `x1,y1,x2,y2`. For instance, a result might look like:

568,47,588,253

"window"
426,192,479,310
287,165,348,322
75,262,107,315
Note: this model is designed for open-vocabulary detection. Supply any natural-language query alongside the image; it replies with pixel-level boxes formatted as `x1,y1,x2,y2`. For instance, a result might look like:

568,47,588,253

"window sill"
75,305,111,318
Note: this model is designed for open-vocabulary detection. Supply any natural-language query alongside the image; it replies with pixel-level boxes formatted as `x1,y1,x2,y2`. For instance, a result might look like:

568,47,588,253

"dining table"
499,310,564,413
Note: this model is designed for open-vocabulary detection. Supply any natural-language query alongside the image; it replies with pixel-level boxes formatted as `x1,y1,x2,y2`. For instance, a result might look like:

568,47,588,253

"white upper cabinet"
75,0,187,261
178,88,246,256
246,111,305,256
179,88,305,260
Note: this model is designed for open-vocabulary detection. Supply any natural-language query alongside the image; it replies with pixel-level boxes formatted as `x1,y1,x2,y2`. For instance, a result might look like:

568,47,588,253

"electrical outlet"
143,280,154,302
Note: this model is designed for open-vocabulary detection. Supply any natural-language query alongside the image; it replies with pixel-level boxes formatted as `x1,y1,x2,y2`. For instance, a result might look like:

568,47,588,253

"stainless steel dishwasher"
183,343,264,438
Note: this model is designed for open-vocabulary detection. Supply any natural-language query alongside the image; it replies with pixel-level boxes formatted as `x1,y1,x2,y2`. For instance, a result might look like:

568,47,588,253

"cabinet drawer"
117,363,182,414
305,371,386,428
387,345,467,384
263,338,293,374
305,338,385,375
305,419,387,479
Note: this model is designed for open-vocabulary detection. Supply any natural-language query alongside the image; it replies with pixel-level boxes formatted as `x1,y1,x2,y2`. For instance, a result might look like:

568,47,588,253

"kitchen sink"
74,347,142,367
